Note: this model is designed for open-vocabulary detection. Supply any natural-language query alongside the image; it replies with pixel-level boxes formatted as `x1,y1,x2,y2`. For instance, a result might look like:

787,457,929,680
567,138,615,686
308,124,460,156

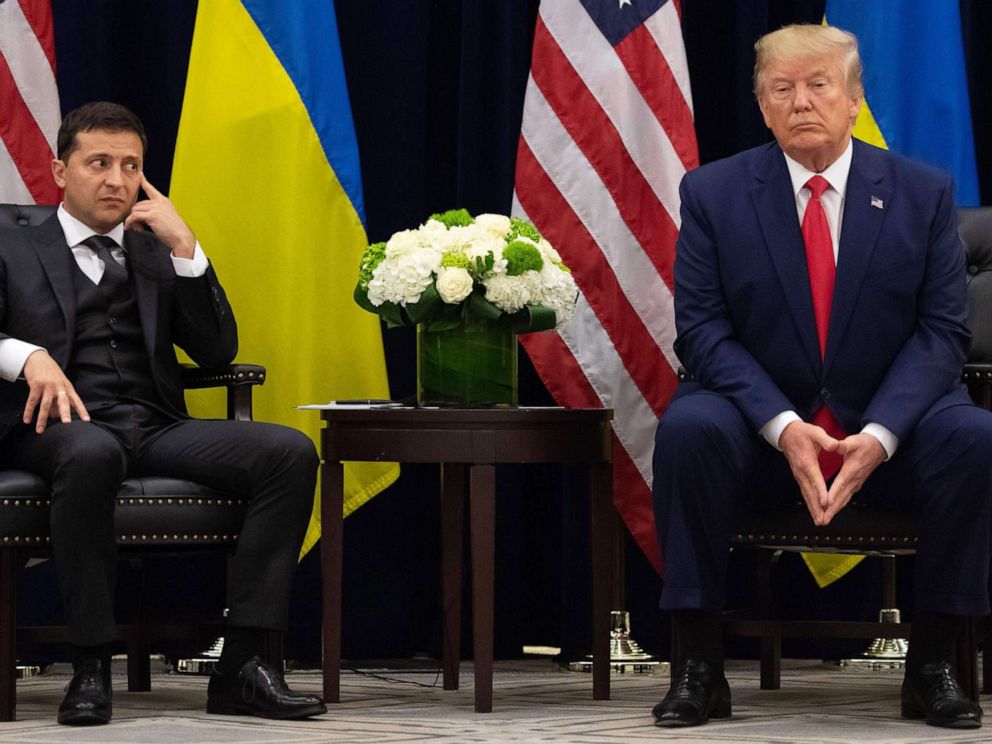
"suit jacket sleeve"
860,175,970,440
171,262,239,369
673,172,796,432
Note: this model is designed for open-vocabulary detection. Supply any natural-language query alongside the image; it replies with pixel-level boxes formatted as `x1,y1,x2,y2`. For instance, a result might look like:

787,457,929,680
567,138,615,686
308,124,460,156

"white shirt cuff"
171,241,208,277
0,339,46,382
861,422,898,460
760,410,801,450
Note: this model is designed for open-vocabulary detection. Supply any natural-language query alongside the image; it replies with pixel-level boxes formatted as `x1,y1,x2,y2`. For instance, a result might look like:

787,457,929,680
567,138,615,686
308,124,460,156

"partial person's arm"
123,175,238,368
859,176,970,440
673,173,797,429
0,260,89,431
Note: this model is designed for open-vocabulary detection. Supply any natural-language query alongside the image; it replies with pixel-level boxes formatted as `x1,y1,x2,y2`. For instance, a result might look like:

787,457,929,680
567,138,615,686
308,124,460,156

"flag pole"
568,509,667,674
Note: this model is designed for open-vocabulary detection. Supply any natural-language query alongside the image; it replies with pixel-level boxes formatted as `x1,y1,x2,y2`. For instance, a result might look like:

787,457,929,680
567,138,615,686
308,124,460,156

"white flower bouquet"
355,209,577,333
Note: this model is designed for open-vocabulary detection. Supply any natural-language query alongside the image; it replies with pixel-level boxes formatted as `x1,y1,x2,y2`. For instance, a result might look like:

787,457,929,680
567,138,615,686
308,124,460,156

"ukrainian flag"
826,1,980,205
804,2,980,588
170,0,398,556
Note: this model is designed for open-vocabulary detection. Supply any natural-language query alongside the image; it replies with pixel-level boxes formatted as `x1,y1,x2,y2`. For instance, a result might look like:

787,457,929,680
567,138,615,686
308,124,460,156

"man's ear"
848,94,863,124
51,159,66,188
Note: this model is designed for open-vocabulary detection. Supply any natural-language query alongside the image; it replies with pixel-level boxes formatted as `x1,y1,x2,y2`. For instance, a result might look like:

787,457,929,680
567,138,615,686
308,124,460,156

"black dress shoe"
207,656,327,719
652,659,731,727
57,658,112,726
901,661,982,729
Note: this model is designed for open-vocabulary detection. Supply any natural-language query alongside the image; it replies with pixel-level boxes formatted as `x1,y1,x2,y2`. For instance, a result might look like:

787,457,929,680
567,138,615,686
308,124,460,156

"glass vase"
417,323,518,407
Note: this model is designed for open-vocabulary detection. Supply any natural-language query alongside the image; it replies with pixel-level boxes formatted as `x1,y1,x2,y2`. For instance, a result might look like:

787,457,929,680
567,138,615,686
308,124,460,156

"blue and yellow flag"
826,1,980,205
170,0,398,555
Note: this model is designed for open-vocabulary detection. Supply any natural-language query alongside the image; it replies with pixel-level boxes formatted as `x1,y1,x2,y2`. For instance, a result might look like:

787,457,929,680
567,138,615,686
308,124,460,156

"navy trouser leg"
653,391,768,612
867,403,992,616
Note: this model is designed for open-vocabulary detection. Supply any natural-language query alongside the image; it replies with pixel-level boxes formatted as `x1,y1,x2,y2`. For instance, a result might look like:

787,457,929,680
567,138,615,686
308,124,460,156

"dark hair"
56,101,148,161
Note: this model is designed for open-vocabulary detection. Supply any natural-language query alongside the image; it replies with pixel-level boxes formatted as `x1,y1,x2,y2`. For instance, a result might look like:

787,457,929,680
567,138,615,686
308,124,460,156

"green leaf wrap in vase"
417,322,517,406
355,209,578,407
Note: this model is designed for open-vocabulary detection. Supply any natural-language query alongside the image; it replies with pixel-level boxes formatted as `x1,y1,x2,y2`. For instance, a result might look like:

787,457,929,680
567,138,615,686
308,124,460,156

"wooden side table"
319,406,614,712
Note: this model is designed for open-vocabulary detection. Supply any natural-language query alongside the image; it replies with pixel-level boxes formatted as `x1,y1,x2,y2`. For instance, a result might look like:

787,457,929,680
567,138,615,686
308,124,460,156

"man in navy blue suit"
652,24,991,729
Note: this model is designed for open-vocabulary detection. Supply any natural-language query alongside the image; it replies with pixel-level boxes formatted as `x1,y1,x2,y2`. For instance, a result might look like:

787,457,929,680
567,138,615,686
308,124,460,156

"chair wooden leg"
757,549,782,690
126,558,152,692
126,632,151,692
0,549,16,721
760,636,782,690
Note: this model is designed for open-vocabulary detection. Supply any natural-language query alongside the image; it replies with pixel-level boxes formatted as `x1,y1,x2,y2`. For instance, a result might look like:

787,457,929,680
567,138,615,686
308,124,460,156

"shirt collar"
783,138,854,200
57,204,125,250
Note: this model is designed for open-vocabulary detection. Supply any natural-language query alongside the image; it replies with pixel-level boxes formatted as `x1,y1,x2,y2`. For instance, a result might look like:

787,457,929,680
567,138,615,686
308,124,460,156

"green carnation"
357,241,387,290
440,251,472,269
507,216,542,243
503,240,544,276
429,208,474,228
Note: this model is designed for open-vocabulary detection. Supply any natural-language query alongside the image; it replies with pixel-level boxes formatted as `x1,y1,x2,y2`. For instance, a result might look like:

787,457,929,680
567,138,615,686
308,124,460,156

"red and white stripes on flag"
513,0,697,573
0,0,60,204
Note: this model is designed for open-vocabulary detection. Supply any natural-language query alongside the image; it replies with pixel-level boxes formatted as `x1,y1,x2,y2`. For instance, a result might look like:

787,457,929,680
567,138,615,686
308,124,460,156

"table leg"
469,464,495,713
440,463,466,690
589,460,613,701
321,457,345,704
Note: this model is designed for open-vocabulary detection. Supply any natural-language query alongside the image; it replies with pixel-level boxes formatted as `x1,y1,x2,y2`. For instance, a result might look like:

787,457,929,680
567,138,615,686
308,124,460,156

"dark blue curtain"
22,0,991,665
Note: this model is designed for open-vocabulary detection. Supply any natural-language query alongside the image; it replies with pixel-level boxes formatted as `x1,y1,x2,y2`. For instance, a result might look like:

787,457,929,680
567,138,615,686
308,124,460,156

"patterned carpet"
1,658,987,743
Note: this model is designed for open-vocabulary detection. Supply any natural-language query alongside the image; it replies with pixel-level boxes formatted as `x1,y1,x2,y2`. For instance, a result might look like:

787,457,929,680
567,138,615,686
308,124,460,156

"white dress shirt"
0,205,209,382
757,140,898,459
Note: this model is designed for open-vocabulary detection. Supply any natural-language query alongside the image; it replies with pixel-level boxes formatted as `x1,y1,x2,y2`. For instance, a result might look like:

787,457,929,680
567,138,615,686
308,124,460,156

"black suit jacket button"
820,388,831,400
109,339,118,349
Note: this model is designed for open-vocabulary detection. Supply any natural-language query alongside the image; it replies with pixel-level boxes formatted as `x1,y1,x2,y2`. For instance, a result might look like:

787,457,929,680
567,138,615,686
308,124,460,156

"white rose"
385,229,419,258
474,213,512,237
436,267,474,304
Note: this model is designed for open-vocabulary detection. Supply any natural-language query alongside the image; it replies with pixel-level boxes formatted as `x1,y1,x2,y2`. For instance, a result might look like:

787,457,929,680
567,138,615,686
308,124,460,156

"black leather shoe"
207,656,327,719
57,658,112,725
652,659,731,727
901,661,982,728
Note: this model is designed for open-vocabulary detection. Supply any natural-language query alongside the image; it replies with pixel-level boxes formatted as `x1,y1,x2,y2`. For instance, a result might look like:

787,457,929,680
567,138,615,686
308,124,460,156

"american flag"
0,0,60,204
513,0,697,572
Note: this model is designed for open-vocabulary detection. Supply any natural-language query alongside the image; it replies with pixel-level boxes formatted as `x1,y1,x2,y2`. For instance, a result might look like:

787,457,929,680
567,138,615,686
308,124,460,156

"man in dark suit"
0,102,325,725
652,24,991,729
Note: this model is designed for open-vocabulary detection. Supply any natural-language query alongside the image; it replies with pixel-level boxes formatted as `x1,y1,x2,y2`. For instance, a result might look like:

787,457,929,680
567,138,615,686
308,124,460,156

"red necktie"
802,175,845,479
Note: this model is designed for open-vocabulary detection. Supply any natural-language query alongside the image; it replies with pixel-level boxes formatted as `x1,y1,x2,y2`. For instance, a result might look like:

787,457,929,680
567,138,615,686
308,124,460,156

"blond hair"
753,24,863,99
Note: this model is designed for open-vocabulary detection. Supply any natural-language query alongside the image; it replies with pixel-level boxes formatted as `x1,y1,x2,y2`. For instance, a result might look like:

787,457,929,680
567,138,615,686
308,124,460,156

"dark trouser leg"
136,420,318,632
871,403,992,618
8,422,127,647
653,390,767,613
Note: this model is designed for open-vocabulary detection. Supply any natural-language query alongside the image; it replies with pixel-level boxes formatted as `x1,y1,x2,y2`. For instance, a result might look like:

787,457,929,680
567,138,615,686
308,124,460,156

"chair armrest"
963,363,992,410
180,363,266,422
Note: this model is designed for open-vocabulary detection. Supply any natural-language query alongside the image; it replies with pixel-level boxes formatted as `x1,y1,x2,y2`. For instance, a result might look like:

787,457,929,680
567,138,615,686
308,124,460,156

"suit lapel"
822,140,890,376
750,145,822,375
32,215,76,357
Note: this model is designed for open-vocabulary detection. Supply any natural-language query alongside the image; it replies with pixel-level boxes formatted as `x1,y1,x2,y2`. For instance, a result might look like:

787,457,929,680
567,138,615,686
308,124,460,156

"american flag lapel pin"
870,195,884,209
